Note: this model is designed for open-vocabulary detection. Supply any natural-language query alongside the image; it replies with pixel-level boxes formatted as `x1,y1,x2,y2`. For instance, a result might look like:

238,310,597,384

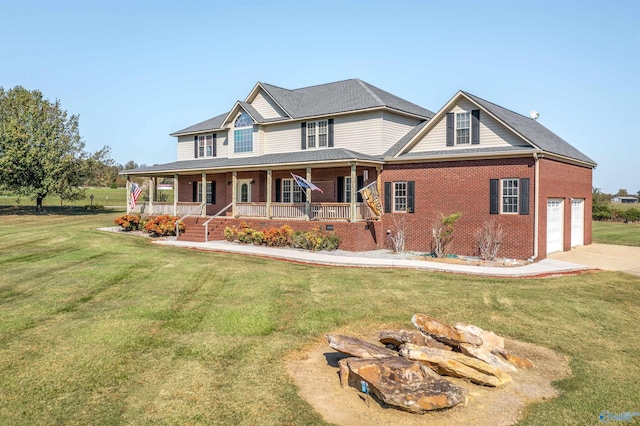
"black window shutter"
301,189,307,202
520,178,530,215
337,176,344,202
490,179,499,214
301,123,307,150
328,118,334,147
211,181,216,204
446,113,454,146
357,175,364,202
194,135,198,158
384,182,392,213
275,178,281,202
192,181,198,202
407,181,415,213
471,110,480,145
212,134,217,157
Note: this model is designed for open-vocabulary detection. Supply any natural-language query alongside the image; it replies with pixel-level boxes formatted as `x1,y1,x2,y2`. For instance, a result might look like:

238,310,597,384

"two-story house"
122,79,596,260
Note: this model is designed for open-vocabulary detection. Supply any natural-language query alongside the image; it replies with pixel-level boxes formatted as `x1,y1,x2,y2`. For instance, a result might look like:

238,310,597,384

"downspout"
529,153,541,261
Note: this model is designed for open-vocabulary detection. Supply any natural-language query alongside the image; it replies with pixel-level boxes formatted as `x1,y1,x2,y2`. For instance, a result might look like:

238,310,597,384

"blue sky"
1,0,638,194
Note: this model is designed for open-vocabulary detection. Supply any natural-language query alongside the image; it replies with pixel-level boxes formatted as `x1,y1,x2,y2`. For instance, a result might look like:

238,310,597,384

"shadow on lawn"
0,205,123,216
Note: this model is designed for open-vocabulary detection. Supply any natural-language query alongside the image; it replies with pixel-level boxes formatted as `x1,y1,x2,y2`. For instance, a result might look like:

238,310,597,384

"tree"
0,86,106,211
616,188,629,197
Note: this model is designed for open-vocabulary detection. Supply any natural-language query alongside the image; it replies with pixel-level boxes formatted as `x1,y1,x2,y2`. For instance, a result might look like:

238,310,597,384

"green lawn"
0,208,639,425
593,221,640,247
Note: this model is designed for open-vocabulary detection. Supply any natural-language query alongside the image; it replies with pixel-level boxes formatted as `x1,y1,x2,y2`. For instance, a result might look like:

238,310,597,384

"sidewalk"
152,240,594,278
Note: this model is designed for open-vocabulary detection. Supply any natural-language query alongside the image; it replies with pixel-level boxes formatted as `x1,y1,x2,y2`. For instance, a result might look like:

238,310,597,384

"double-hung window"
501,178,519,213
197,181,215,204
394,182,408,212
282,178,304,203
307,120,328,148
198,135,214,157
234,113,253,153
456,112,470,145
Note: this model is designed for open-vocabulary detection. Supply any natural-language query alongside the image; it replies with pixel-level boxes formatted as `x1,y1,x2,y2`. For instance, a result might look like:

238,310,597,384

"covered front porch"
126,161,382,223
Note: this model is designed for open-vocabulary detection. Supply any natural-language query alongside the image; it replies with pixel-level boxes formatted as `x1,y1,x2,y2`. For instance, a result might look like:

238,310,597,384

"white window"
198,135,214,157
456,112,470,145
344,176,352,203
501,179,518,213
394,182,407,212
307,120,328,148
234,113,253,153
282,178,303,203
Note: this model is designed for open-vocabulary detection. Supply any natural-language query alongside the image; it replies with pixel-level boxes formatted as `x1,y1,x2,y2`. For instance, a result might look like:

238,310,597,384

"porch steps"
177,216,229,243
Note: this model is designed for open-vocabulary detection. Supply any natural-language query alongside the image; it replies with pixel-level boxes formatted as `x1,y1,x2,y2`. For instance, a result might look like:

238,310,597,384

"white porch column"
126,176,131,214
232,171,237,217
148,177,155,215
305,167,312,219
173,174,178,216
201,172,207,217
350,163,357,221
266,169,272,218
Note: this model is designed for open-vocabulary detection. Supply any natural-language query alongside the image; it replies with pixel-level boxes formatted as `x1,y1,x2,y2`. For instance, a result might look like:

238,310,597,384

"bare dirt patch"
287,334,570,426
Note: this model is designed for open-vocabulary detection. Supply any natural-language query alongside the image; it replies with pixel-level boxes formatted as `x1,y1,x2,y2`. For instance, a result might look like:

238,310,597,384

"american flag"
130,182,143,209
291,173,323,193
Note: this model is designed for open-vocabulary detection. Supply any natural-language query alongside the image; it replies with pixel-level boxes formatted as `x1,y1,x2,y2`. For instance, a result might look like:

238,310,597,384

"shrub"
592,204,611,221
291,227,340,251
620,208,640,223
236,222,256,244
251,231,265,245
224,226,236,242
431,212,462,258
114,214,143,231
85,204,104,210
475,218,503,261
263,225,292,247
144,215,185,237
388,214,407,253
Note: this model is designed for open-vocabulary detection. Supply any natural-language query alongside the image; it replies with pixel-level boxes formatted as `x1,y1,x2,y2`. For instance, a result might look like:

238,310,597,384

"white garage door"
571,199,584,247
547,199,564,254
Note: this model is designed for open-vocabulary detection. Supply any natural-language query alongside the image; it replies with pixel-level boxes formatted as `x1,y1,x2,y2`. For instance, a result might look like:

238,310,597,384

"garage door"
547,199,564,254
571,199,584,247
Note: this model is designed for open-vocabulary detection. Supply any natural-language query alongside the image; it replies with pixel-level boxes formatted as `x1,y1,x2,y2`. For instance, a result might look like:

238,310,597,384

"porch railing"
230,202,376,221
132,202,202,216
203,202,233,243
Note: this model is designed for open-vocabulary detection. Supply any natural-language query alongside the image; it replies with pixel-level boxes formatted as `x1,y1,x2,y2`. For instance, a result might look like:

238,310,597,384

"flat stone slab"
379,329,452,351
326,334,398,358
412,314,483,347
338,356,467,413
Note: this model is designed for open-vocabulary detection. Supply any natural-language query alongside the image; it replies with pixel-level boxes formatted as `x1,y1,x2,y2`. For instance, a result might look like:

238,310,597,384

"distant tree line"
592,187,640,223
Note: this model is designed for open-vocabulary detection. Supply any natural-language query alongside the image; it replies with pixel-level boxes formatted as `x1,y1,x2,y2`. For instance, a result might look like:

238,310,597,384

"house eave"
384,149,542,164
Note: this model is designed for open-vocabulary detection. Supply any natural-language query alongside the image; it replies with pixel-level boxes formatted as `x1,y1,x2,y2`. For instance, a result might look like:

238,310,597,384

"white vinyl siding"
250,90,287,119
177,135,195,161
333,111,383,156
410,99,530,152
263,122,301,154
382,112,421,152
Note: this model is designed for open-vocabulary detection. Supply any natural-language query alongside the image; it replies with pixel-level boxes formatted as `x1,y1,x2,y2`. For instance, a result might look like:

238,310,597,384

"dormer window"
446,110,480,146
234,113,253,153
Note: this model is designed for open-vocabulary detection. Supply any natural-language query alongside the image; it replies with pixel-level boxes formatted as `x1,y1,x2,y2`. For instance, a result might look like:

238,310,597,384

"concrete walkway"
548,243,640,276
152,240,593,278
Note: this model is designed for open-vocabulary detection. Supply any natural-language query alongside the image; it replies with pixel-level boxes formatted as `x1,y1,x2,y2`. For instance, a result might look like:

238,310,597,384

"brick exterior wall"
379,158,537,259
538,158,593,259
176,158,592,260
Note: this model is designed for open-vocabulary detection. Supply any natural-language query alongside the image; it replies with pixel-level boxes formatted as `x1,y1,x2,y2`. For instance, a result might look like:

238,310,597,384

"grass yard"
592,221,640,247
0,208,639,425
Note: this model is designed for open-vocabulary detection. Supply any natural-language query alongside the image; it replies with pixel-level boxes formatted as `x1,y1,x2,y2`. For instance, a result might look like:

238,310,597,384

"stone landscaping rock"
326,334,398,358
412,314,483,347
454,323,504,351
400,343,512,387
459,343,517,373
493,347,535,369
338,356,467,413
379,329,453,351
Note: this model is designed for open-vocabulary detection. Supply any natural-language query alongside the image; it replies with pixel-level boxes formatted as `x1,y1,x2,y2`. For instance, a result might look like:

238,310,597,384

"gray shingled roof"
462,92,596,165
171,79,435,135
125,148,383,175
384,120,429,157
261,79,435,119
170,113,227,136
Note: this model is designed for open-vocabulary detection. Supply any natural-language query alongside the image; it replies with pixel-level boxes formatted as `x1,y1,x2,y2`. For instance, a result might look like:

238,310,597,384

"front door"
238,179,252,203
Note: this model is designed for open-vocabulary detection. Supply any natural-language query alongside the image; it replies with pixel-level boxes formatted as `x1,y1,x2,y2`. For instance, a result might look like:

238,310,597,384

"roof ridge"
462,91,533,122
356,79,384,106
289,78,358,92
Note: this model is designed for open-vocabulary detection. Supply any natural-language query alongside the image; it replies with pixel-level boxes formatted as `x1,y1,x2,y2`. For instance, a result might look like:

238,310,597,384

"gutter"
529,152,541,262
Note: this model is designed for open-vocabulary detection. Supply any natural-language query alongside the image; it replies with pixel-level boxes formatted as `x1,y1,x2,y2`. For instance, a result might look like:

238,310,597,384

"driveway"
548,243,640,276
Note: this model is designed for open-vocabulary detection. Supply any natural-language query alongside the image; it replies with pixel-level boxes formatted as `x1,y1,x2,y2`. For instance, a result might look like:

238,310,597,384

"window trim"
393,181,408,212
501,178,519,214
197,134,215,158
233,113,253,154
455,112,470,145
306,120,328,149
196,181,215,204
281,178,304,203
